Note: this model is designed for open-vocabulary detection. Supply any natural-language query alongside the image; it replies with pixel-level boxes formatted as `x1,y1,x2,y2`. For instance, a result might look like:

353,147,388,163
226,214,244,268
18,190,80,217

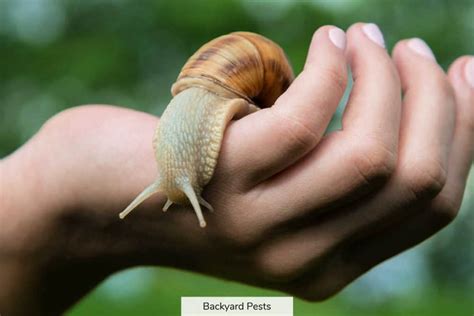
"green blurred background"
1,0,473,315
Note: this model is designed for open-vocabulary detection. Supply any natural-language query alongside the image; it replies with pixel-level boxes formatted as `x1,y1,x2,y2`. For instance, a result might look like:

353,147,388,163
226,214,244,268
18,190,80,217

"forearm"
0,148,65,315
0,115,177,315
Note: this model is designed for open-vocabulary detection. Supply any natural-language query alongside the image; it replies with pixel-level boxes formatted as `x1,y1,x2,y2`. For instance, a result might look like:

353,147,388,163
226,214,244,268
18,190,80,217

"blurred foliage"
69,267,474,316
1,0,473,315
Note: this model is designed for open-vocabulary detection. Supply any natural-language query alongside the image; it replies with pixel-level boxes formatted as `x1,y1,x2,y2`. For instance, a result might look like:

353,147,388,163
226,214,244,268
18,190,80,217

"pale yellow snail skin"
119,32,294,227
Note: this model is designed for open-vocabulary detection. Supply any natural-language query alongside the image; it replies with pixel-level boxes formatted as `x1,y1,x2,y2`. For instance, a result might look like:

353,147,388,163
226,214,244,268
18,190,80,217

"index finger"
219,26,348,188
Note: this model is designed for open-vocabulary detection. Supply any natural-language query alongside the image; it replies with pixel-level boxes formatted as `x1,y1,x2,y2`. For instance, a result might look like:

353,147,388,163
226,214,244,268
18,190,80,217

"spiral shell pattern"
171,32,294,108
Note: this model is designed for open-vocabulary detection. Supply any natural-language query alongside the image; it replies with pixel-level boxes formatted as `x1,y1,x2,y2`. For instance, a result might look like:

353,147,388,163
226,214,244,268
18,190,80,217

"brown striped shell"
171,32,294,108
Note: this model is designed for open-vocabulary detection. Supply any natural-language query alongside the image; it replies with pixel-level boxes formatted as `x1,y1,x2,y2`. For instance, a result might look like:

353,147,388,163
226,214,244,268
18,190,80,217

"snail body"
119,32,294,227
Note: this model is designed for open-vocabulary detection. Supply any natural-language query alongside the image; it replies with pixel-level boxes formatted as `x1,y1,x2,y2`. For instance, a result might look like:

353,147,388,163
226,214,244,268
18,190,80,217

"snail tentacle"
162,199,173,212
119,180,161,219
180,181,208,228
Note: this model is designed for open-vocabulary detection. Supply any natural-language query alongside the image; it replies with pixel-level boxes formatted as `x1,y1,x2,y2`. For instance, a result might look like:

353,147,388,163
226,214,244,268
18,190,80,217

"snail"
119,32,294,227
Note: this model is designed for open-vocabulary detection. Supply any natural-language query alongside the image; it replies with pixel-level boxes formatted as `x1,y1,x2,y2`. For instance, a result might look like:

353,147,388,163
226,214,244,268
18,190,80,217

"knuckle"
430,193,462,224
254,244,320,283
271,110,319,154
213,218,266,250
219,228,262,251
254,234,336,283
400,158,447,199
257,261,302,283
255,253,305,283
350,137,397,184
291,275,346,302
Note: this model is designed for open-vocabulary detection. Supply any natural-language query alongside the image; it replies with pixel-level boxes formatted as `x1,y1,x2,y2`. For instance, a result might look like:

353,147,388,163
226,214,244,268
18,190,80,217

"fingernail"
407,38,436,61
465,58,474,88
362,23,385,48
329,27,346,50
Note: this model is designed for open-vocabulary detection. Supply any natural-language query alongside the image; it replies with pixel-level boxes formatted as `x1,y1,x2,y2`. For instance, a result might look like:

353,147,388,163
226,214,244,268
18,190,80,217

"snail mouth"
164,187,188,205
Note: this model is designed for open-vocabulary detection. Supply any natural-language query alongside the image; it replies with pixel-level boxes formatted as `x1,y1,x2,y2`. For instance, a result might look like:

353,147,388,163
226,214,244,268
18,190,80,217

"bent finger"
301,56,474,297
342,23,401,159
219,26,348,188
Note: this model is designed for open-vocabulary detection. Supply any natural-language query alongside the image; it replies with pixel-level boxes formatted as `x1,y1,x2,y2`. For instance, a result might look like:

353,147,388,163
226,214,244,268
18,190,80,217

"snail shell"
119,32,294,227
172,32,294,108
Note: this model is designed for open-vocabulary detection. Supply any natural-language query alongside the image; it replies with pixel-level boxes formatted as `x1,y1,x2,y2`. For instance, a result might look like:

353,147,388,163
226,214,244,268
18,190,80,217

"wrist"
0,143,121,314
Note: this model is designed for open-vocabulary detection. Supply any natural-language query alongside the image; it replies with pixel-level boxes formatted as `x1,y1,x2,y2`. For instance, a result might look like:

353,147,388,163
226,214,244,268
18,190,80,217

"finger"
253,40,462,291
218,26,348,188
342,23,401,157
249,23,404,226
320,38,458,242
324,56,474,285
323,37,458,232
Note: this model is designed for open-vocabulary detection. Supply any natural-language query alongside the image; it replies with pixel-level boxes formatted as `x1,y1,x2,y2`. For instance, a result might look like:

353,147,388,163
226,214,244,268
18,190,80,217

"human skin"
0,23,473,315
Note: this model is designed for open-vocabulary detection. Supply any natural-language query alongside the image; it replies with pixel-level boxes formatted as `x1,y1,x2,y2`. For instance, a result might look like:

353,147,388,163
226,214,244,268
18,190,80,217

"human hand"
1,23,472,314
